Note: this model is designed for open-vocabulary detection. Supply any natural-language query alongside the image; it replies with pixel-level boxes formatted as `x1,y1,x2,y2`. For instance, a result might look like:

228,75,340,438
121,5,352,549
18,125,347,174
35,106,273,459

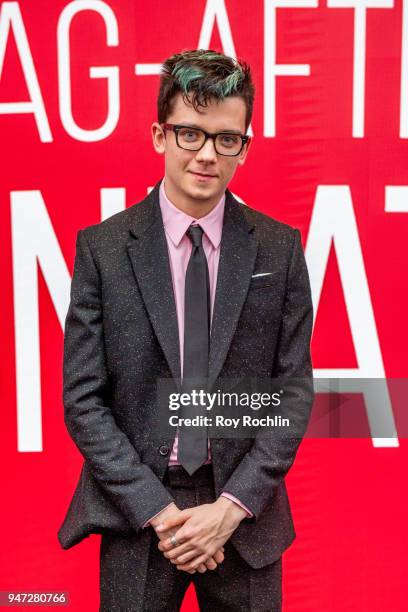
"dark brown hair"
157,49,255,132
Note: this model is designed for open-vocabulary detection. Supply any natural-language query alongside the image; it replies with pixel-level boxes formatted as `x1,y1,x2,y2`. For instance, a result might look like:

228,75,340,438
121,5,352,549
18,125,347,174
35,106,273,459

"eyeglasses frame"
160,123,251,157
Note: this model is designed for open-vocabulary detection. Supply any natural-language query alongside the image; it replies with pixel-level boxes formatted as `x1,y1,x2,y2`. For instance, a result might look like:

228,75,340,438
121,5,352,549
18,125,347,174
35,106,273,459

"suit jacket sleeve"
220,228,314,520
63,229,175,530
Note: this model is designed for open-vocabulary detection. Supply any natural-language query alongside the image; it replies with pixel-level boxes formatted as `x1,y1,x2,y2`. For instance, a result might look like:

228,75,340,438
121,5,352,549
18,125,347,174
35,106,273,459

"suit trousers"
99,464,282,612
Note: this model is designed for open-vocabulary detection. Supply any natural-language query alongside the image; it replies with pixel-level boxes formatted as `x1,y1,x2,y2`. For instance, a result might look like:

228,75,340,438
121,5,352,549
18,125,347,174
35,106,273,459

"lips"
189,171,217,178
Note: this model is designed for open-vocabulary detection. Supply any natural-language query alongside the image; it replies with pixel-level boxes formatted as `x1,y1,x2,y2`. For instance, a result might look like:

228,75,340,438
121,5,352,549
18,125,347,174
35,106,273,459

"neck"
163,175,223,219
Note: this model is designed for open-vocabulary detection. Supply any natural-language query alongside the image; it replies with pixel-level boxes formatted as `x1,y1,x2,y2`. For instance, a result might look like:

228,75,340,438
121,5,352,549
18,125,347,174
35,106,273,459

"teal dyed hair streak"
221,68,245,96
172,64,207,90
171,50,243,98
157,49,255,132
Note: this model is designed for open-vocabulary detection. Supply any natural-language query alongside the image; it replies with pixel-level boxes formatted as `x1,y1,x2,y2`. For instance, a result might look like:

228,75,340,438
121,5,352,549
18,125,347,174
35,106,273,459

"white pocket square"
251,272,273,278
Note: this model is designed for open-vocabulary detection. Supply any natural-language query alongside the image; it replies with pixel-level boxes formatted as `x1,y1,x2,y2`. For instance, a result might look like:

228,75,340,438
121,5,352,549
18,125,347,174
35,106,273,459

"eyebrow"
180,122,243,135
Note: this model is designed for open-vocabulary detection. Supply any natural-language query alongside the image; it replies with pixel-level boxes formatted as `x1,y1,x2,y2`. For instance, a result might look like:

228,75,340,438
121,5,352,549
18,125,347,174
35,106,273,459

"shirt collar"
159,177,225,248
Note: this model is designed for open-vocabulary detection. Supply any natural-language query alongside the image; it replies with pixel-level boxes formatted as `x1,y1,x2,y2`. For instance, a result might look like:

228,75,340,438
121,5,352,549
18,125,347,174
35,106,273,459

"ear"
237,137,252,166
151,122,166,155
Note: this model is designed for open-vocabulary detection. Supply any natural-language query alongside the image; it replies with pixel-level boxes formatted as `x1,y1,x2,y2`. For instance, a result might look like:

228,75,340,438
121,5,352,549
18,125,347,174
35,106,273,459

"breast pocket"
248,271,279,290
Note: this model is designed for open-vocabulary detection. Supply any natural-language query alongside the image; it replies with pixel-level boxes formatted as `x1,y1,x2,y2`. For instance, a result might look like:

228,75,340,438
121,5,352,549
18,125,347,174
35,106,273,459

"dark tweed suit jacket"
58,177,314,574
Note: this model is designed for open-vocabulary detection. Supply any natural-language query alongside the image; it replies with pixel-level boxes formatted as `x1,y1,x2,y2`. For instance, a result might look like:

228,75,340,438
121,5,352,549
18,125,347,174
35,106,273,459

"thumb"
156,510,189,532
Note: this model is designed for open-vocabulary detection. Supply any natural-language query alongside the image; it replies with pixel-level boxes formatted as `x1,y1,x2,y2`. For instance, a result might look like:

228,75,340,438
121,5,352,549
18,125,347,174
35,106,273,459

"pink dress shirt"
143,178,253,527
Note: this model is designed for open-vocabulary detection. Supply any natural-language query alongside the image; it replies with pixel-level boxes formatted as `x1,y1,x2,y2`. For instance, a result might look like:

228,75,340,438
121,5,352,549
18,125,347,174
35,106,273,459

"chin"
183,179,215,199
189,187,217,201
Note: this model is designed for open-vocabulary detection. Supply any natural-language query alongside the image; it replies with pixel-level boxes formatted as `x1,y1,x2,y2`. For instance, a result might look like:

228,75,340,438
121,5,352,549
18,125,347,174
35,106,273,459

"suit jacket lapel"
208,189,258,391
125,179,259,394
126,181,182,390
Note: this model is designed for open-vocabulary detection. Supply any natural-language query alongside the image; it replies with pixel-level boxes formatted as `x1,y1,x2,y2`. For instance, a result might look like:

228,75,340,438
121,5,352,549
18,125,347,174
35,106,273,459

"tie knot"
186,224,204,248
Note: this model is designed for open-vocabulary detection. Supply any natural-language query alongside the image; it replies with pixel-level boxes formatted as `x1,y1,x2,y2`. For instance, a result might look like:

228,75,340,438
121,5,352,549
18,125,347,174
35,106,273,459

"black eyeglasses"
160,123,251,157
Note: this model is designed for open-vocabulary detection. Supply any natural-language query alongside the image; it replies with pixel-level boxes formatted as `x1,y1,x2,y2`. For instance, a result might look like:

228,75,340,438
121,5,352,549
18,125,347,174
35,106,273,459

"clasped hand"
151,497,247,574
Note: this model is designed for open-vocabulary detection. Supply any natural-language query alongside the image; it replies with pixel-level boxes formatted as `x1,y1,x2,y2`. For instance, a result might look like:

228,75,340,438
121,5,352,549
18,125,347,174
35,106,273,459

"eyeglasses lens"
177,127,242,156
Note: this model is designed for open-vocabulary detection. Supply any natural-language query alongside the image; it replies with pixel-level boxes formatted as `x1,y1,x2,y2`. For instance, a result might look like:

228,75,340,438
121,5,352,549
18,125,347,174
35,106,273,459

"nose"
195,137,218,162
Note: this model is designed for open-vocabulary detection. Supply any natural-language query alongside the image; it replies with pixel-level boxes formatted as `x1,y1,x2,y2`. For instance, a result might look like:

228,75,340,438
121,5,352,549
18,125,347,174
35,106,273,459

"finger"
156,529,177,544
177,553,209,572
205,557,217,570
169,547,200,565
163,542,194,560
177,563,197,572
197,563,208,573
156,512,189,533
158,537,188,553
158,534,189,553
177,565,197,574
212,549,224,564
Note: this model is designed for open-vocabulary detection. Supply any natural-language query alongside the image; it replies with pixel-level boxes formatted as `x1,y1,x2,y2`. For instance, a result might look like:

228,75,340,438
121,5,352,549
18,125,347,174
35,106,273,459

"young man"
58,49,314,611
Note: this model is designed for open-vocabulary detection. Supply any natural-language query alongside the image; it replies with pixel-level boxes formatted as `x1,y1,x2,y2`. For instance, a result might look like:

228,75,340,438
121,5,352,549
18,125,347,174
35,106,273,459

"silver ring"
170,534,179,548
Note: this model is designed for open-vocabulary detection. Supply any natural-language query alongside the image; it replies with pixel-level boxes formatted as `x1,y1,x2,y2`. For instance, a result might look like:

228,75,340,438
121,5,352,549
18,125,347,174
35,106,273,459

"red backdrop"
1,1,407,610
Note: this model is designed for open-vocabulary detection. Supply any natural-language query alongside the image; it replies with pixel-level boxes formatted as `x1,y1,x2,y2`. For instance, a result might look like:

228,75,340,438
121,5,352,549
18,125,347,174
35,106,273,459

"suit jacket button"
159,444,169,456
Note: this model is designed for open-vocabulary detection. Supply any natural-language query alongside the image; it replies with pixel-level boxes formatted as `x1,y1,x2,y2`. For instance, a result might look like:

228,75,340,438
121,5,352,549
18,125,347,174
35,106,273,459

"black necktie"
177,224,210,475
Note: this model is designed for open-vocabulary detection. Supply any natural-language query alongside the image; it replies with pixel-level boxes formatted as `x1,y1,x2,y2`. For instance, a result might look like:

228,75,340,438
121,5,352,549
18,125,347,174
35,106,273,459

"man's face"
151,92,252,208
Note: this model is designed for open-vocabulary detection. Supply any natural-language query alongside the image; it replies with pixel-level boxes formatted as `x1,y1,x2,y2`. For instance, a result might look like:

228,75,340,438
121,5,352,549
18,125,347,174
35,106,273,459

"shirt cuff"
142,502,174,529
220,492,254,518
